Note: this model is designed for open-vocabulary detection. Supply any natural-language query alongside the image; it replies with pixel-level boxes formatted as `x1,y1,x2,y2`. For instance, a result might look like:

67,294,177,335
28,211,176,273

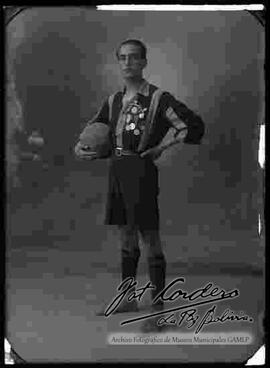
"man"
75,39,205,332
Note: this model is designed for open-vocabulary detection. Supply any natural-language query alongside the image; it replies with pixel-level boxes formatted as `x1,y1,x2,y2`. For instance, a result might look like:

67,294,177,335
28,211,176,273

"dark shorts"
104,155,160,230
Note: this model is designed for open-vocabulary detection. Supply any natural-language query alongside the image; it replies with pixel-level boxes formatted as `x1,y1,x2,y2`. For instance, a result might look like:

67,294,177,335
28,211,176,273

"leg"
139,228,166,311
95,225,140,316
119,224,141,283
115,225,140,312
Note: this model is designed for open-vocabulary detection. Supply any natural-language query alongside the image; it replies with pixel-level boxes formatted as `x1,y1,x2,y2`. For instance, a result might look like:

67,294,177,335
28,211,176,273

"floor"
6,245,264,363
6,166,265,363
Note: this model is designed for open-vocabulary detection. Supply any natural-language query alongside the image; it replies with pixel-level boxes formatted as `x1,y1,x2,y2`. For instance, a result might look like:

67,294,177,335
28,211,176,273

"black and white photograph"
5,5,265,364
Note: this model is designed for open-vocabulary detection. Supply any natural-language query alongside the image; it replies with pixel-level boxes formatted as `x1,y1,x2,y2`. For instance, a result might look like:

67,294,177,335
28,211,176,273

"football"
79,122,111,157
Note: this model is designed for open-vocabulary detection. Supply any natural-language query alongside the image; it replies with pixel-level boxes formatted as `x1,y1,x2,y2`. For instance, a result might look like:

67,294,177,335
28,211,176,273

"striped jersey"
86,80,205,153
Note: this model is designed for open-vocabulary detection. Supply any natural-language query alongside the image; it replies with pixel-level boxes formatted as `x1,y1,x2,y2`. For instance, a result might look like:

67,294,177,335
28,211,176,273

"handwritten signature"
157,305,253,333
103,277,253,332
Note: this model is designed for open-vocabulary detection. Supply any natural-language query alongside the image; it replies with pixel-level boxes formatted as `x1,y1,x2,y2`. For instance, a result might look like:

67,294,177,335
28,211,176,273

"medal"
125,125,130,131
139,113,144,119
134,129,140,135
131,106,138,114
129,123,136,130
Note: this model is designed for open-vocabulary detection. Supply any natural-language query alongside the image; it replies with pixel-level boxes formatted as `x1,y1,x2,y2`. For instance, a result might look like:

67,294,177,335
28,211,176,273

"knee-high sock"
147,253,166,309
121,248,141,282
121,248,141,300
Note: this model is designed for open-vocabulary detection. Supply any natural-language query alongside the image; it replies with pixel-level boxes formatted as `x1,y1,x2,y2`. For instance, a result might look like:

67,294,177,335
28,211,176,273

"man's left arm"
159,92,205,151
141,93,205,159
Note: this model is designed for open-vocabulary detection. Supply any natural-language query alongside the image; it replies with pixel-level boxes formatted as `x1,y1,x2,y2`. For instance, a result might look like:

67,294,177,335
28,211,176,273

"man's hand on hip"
140,146,163,160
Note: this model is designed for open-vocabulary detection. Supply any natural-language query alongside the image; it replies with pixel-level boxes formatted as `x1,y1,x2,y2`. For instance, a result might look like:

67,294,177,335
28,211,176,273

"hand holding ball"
76,122,111,159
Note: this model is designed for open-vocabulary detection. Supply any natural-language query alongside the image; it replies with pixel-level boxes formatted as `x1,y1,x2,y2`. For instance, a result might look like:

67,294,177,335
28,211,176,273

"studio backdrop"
6,7,264,269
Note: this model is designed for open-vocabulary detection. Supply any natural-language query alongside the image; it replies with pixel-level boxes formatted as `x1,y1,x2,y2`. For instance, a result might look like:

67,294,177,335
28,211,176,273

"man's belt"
114,147,139,157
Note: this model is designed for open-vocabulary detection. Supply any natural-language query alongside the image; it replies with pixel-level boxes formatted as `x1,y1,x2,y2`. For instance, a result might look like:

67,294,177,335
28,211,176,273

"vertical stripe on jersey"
137,88,164,152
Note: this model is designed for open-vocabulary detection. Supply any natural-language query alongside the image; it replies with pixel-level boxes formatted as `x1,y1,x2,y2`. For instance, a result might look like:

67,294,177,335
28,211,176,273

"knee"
141,231,163,259
119,225,138,241
122,247,141,260
140,229,161,245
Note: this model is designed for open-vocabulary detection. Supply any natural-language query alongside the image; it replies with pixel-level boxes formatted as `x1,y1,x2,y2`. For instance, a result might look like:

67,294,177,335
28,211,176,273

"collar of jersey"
122,80,149,97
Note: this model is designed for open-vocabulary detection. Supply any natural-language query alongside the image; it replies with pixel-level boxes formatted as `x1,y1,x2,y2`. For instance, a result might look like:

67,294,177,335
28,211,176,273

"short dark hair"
116,39,147,60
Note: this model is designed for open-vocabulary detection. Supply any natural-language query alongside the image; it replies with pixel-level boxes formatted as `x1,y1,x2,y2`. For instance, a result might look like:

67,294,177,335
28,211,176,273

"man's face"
118,44,147,79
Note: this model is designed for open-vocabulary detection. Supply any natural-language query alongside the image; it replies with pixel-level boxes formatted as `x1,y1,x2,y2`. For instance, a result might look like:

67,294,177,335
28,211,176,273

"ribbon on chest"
123,100,148,136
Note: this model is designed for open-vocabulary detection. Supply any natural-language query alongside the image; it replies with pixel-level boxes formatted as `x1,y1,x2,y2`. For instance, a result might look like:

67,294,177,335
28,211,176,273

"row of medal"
124,106,147,136
125,121,145,135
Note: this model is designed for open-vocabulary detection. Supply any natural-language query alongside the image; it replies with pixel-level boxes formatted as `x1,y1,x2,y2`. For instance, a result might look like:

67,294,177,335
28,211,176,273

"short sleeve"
160,92,205,144
86,98,109,126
